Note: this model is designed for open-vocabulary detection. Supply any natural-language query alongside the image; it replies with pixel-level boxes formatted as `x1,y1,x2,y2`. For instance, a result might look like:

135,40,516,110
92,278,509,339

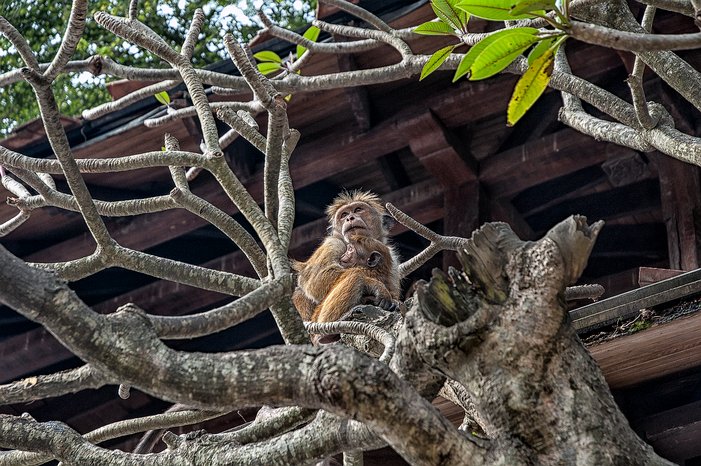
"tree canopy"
0,0,313,136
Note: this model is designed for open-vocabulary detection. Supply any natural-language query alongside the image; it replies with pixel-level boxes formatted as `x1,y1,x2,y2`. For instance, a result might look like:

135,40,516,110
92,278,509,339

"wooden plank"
638,267,684,287
335,39,371,132
572,267,701,331
583,262,668,298
646,420,701,465
638,398,701,463
589,312,701,389
640,399,701,438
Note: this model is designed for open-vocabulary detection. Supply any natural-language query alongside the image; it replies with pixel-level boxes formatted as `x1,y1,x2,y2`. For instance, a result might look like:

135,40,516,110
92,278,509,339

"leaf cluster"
416,0,568,125
254,25,321,77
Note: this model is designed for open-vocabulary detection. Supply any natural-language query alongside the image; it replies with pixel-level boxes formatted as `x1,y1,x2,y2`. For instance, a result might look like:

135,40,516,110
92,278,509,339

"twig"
0,16,39,69
215,107,267,152
0,144,207,174
320,0,393,33
277,129,300,250
1,408,225,466
0,365,109,405
568,20,701,51
151,275,294,339
82,79,179,120
626,6,658,130
386,203,467,277
314,20,412,58
43,0,88,81
305,321,396,363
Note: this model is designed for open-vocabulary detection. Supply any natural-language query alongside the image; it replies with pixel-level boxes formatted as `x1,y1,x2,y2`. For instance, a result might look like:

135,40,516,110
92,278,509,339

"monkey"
339,234,385,269
310,234,399,323
292,190,401,322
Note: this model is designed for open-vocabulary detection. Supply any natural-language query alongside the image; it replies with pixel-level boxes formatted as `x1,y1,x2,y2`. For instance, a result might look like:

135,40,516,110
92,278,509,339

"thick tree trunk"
391,216,673,465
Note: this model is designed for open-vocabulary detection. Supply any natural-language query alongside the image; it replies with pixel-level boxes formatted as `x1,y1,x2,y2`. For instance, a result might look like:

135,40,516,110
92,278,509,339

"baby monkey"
310,234,400,324
308,235,399,344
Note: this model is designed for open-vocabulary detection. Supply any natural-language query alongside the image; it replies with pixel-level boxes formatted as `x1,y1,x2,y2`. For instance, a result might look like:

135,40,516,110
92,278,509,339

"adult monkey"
311,234,400,323
292,190,400,321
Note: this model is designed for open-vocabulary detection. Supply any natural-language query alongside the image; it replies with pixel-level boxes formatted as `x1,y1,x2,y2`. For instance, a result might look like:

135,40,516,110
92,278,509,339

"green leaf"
469,29,540,80
420,44,457,81
432,0,469,31
414,20,456,36
527,36,559,65
297,25,320,58
284,94,292,102
452,27,536,81
257,62,282,75
456,0,540,20
510,0,556,15
453,53,473,82
154,91,170,106
253,50,282,63
507,46,555,126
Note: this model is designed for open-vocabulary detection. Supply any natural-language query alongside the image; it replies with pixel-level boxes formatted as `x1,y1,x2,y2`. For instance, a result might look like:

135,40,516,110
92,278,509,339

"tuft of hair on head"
325,189,385,221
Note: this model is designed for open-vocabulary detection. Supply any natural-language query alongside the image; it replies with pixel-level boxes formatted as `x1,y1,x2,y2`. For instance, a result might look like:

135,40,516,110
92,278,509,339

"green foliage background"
0,0,314,136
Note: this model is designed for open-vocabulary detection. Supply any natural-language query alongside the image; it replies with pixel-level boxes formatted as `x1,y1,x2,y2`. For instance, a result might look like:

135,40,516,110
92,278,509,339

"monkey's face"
334,201,382,238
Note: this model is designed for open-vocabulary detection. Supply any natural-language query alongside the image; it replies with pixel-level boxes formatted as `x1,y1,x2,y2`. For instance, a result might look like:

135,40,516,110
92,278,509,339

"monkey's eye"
354,207,363,213
339,212,348,219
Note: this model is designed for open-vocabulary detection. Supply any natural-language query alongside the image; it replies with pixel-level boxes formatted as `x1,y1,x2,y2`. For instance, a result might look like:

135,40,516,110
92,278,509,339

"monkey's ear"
382,213,395,232
367,251,382,268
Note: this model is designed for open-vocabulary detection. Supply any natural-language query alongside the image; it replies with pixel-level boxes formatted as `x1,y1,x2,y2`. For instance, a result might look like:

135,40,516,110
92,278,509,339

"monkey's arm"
296,236,347,302
292,236,347,320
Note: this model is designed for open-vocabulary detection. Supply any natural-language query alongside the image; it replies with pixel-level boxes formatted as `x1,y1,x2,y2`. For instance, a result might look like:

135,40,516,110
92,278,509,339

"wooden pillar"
656,153,701,270
443,182,481,269
403,111,481,270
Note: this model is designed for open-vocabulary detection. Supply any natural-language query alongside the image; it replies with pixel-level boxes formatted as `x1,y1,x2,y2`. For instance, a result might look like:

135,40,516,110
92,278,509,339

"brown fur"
292,191,400,323
311,235,399,323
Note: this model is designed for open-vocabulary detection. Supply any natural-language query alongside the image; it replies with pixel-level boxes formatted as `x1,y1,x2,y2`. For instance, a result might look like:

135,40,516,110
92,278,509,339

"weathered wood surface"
589,312,701,389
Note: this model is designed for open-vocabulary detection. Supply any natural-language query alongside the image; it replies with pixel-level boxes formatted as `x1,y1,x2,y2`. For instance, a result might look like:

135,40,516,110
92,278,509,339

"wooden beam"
492,91,562,151
638,267,684,287
480,128,610,199
405,111,478,186
646,418,701,464
335,43,371,132
655,152,701,270
377,151,412,191
582,267,642,298
588,312,701,389
525,178,660,233
637,400,701,463
486,197,534,240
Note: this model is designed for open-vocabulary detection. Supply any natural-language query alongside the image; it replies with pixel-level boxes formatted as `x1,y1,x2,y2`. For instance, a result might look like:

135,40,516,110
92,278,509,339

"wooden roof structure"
2,1,701,463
